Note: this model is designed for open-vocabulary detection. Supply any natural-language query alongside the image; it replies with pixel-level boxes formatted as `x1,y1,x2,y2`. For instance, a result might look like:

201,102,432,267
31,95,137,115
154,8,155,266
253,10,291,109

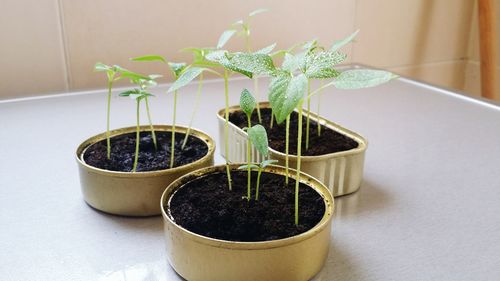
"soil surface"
168,170,325,242
229,108,358,156
83,131,208,172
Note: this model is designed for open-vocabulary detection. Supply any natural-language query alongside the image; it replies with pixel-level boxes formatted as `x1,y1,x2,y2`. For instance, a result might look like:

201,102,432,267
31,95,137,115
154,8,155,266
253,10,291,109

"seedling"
239,88,257,200
94,63,151,159
118,87,156,172
229,8,272,123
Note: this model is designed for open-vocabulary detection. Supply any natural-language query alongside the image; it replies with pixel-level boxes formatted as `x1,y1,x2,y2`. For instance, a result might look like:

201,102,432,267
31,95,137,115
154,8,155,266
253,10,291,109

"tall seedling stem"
144,96,157,150
223,70,233,190
182,73,204,149
106,80,113,159
170,90,178,168
133,99,141,172
294,102,304,225
285,115,290,185
305,79,311,150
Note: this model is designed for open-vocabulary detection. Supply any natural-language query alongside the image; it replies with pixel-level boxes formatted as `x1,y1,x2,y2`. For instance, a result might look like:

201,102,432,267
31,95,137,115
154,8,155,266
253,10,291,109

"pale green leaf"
305,51,346,78
334,69,397,89
255,43,277,55
240,88,256,116
167,67,204,93
228,52,276,76
249,8,269,17
307,68,341,79
217,29,237,49
247,124,269,156
269,73,307,124
118,90,137,97
130,55,166,63
118,68,151,81
260,159,278,168
282,53,299,72
330,30,359,52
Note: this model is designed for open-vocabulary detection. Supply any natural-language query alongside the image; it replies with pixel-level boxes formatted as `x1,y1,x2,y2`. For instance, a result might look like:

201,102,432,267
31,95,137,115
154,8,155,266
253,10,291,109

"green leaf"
168,67,205,93
118,90,137,97
240,88,256,117
130,55,167,63
114,66,151,81
206,50,253,78
168,62,187,78
94,62,110,72
238,164,259,170
269,73,307,124
228,52,276,76
255,43,277,55
260,159,278,168
305,51,346,78
217,29,237,49
334,69,397,89
247,124,269,157
330,30,359,52
249,8,269,17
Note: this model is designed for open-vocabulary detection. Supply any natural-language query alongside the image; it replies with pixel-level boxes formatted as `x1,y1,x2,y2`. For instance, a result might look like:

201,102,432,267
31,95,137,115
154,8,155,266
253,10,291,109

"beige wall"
0,0,497,100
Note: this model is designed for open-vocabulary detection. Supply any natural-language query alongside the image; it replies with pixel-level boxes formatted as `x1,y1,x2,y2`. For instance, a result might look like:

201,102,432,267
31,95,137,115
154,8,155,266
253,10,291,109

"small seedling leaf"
168,62,188,78
168,67,205,93
247,124,269,157
228,52,276,76
217,29,237,49
255,43,277,55
118,68,151,81
334,69,397,89
302,39,318,51
260,159,278,168
118,90,136,97
240,88,256,116
306,67,341,79
94,62,110,72
130,55,167,63
330,30,359,52
282,53,299,72
238,164,259,170
249,8,269,17
206,50,253,78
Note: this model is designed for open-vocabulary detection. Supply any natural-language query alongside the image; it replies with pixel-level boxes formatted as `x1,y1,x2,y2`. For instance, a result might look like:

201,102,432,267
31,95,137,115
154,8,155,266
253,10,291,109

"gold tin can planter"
76,125,215,216
161,164,334,281
217,102,367,197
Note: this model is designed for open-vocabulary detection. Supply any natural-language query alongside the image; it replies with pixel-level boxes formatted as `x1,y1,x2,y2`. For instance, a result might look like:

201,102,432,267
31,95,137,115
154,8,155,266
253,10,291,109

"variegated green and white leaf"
260,159,278,168
269,73,307,124
228,53,276,76
306,67,341,79
168,62,187,78
305,51,346,78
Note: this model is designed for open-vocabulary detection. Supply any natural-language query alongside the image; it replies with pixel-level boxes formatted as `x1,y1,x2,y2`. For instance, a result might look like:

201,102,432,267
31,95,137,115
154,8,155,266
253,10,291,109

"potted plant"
217,31,397,197
75,64,215,216
160,89,334,280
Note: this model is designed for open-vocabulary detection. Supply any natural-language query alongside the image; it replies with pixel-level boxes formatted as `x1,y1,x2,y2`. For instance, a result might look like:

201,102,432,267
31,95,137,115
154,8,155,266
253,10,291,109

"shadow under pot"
75,125,215,216
217,101,368,197
161,164,334,281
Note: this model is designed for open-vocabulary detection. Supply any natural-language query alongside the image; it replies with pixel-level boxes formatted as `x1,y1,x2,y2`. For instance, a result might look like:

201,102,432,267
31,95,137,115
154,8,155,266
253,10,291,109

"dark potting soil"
168,171,325,242
83,131,208,172
228,108,358,156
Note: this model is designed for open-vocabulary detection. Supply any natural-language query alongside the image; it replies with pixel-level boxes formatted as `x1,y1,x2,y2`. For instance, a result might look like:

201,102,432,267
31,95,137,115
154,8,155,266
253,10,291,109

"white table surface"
1,66,499,281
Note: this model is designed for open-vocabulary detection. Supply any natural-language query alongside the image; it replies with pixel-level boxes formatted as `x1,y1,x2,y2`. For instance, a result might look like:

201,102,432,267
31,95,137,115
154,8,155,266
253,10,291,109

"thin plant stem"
246,117,252,201
317,80,324,137
254,77,262,123
305,80,311,150
269,109,274,129
182,73,204,149
132,100,141,172
223,70,233,190
144,96,157,150
106,80,113,159
255,168,262,200
170,90,178,168
294,102,304,226
285,115,290,185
